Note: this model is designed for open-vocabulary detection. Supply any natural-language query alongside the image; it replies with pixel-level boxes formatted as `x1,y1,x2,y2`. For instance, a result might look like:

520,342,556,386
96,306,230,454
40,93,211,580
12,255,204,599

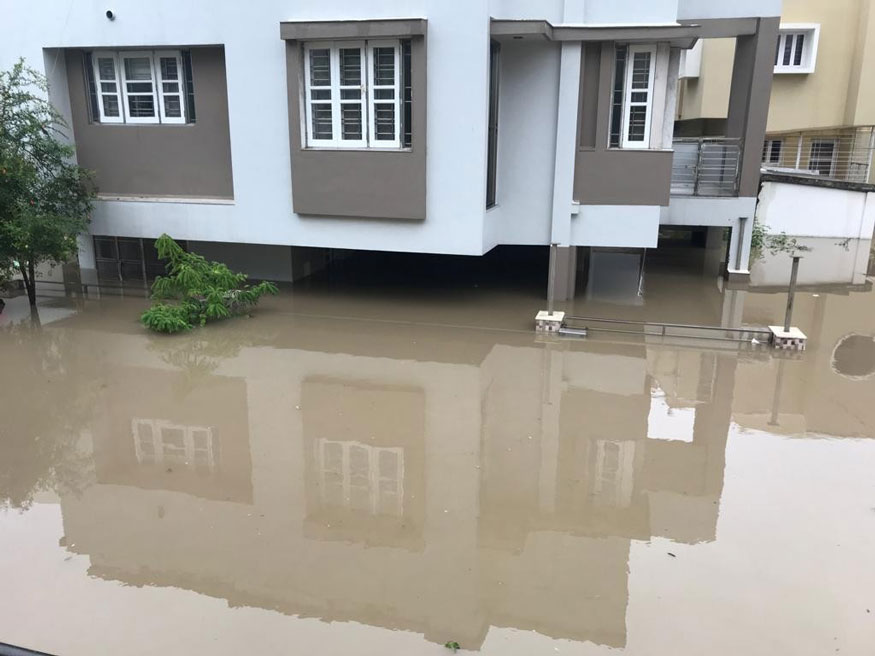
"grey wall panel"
66,47,234,199
574,150,673,205
285,38,427,220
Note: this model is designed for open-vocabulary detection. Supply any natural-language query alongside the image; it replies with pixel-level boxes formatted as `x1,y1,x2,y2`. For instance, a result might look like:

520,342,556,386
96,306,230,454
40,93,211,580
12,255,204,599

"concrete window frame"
774,23,820,74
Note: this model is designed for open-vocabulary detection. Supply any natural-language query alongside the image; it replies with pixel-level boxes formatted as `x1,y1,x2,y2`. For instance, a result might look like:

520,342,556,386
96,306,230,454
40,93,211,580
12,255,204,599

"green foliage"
0,59,96,305
444,642,461,653
750,218,812,264
141,234,278,334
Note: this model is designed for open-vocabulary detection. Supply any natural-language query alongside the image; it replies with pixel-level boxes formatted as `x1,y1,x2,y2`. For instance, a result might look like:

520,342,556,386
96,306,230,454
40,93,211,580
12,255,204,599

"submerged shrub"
141,234,278,334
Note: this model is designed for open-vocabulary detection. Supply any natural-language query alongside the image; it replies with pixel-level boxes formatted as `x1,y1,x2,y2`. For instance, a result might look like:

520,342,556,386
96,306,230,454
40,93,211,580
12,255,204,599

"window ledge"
90,122,196,127
97,194,234,205
774,67,814,74
302,147,413,153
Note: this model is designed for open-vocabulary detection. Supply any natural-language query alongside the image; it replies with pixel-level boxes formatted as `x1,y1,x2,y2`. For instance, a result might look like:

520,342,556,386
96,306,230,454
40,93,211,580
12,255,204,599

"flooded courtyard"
1,249,874,655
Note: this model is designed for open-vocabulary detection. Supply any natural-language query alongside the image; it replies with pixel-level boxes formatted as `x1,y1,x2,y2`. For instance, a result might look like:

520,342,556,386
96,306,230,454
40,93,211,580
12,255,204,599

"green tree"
141,234,278,333
0,59,95,306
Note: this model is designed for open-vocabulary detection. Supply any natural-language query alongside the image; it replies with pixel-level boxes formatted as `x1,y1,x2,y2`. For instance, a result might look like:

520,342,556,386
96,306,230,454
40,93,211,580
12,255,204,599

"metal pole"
783,255,801,331
547,243,557,314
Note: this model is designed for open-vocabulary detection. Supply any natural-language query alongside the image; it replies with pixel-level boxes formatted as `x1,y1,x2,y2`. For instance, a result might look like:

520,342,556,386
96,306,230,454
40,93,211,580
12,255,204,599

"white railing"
761,126,875,183
671,138,741,197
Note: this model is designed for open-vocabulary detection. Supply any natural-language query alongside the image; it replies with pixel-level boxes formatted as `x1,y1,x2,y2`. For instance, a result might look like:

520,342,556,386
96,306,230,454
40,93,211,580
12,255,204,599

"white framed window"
92,52,123,123
90,49,188,124
621,45,656,149
762,138,783,165
808,138,837,177
155,50,186,124
774,24,820,74
302,39,404,149
119,51,159,124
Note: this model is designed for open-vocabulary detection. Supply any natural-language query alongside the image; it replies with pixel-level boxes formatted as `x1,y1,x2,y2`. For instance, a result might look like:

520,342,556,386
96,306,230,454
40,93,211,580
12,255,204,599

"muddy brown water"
1,266,874,655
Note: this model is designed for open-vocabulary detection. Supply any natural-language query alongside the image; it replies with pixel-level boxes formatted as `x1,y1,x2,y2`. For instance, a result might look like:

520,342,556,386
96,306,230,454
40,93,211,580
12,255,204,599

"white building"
0,0,782,296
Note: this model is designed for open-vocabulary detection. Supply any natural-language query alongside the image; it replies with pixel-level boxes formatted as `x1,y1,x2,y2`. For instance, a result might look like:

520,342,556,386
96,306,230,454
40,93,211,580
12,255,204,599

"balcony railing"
761,126,875,183
671,138,741,197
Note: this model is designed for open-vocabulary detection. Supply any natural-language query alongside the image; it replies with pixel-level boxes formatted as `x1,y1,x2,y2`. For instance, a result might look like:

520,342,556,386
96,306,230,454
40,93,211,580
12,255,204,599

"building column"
726,17,780,197
547,245,578,302
726,215,753,278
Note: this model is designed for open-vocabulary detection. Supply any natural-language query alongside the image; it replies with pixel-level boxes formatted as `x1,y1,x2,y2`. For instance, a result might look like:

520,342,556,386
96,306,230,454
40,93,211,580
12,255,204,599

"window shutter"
92,52,124,123
182,50,196,122
83,53,101,122
156,50,186,124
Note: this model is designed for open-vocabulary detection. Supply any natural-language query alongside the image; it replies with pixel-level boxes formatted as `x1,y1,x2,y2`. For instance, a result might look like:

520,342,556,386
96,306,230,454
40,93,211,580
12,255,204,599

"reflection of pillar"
768,357,786,426
691,354,737,497
720,288,747,329
538,346,563,514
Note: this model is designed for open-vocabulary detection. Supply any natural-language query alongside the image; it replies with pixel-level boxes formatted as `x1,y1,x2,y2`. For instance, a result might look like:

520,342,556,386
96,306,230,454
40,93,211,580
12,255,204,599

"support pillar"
726,17,780,197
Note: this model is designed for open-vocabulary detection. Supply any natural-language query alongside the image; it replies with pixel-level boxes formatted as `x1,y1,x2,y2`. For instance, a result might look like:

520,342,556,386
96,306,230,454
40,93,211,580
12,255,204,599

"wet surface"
1,252,874,655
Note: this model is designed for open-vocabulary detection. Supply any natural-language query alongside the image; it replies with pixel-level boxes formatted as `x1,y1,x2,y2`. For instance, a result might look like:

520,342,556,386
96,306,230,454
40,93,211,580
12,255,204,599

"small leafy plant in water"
141,234,278,334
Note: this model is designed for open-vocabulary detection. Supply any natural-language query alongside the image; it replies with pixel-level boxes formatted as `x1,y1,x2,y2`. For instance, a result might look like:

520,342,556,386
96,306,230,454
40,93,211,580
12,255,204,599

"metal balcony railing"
761,126,875,183
671,138,741,197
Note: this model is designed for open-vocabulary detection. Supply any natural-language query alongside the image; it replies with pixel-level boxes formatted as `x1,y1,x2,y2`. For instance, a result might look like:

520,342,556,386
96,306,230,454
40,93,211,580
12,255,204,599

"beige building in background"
677,0,875,182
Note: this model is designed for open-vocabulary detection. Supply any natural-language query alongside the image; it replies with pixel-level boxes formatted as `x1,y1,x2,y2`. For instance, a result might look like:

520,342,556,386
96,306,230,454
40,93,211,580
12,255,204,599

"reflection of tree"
0,314,100,509
146,322,279,396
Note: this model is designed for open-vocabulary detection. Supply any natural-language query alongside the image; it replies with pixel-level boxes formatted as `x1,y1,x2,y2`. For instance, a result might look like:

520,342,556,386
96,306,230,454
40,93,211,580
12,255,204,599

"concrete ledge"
280,18,427,41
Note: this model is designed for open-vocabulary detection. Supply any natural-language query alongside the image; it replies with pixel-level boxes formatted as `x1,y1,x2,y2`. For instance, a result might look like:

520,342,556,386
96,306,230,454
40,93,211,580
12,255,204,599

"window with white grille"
88,49,192,124
774,24,820,74
809,139,837,177
303,40,411,149
609,44,657,149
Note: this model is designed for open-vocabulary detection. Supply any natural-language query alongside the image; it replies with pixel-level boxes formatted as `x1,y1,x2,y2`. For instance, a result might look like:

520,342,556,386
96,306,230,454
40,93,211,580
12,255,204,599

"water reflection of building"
53,320,738,651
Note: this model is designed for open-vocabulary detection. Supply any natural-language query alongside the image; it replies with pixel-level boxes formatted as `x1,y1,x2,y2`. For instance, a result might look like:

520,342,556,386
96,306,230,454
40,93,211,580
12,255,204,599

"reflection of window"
317,439,403,516
609,44,656,149
132,418,215,469
592,440,635,508
809,139,837,177
302,40,413,149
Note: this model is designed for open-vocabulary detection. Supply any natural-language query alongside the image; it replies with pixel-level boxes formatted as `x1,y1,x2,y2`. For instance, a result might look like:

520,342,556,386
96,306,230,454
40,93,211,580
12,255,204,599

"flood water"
1,250,874,655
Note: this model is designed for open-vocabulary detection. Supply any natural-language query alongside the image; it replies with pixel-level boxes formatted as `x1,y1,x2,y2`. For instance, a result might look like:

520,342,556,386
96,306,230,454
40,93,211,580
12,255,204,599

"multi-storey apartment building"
678,0,875,184
1,0,780,294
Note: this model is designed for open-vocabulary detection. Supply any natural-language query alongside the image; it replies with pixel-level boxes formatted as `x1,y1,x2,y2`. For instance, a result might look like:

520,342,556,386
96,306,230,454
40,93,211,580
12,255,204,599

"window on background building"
302,39,413,149
762,139,783,165
774,25,820,74
809,139,837,177
609,44,656,149
486,40,500,208
85,49,195,124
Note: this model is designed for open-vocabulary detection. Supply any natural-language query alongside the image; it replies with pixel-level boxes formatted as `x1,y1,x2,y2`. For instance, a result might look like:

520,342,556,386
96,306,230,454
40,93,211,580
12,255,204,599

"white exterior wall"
756,181,875,240
1,0,781,260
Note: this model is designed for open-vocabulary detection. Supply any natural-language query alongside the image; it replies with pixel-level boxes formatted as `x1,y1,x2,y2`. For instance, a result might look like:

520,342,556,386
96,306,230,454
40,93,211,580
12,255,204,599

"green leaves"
141,235,278,334
0,58,95,305
444,642,461,653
